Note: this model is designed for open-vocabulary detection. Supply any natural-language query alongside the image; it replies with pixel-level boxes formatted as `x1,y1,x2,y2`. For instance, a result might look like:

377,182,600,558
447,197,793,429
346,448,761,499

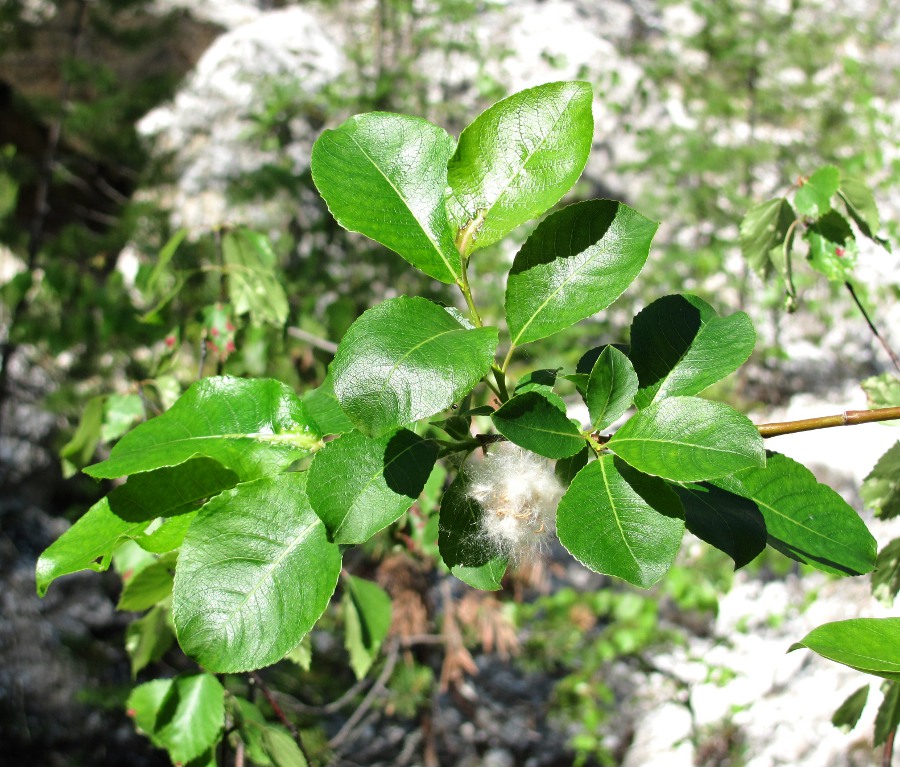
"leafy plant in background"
35,82,900,766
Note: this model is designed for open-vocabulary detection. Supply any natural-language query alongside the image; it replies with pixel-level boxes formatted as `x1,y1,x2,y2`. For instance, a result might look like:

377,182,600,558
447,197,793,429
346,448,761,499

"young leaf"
447,81,594,252
805,210,857,282
608,397,765,482
673,482,766,569
117,552,177,611
36,497,150,596
629,294,755,409
332,297,498,436
739,197,794,278
222,227,289,328
873,539,900,607
311,112,460,283
790,618,900,680
586,346,638,430
831,685,869,731
262,725,309,767
86,377,321,481
505,200,656,346
125,604,175,677
343,575,393,680
795,165,840,218
716,452,877,576
153,672,225,765
452,558,508,591
876,681,900,746
307,428,437,544
128,678,172,748
491,391,585,459
173,473,342,673
556,456,685,588
862,441,900,519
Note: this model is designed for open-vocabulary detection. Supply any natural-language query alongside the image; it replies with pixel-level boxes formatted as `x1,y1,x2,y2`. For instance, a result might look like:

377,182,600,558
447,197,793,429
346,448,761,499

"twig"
328,638,400,751
756,406,900,438
286,326,339,354
884,727,895,767
845,281,900,373
250,671,312,765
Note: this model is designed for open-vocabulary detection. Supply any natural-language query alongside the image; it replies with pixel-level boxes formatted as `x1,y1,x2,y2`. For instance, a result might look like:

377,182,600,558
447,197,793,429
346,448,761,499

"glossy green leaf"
86,377,321,481
673,483,766,569
716,453,876,576
739,197,794,278
873,539,900,607
307,428,437,544
832,685,869,731
108,457,239,522
795,165,840,218
805,211,857,282
790,618,900,680
332,297,498,436
862,373,900,410
262,726,309,767
222,227,289,327
343,575,393,680
302,373,354,436
862,441,900,519
154,673,225,764
491,391,584,459
118,552,177,611
125,604,175,677
608,397,765,482
629,294,755,409
586,346,638,430
876,681,900,746
173,473,342,672
311,112,460,283
556,456,684,588
839,176,885,245
447,81,593,252
36,497,150,596
505,200,656,346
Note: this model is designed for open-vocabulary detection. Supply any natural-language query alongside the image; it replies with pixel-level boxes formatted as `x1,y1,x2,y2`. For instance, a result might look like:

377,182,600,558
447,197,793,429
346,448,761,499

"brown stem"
250,671,311,765
757,406,900,438
845,281,900,374
884,727,895,767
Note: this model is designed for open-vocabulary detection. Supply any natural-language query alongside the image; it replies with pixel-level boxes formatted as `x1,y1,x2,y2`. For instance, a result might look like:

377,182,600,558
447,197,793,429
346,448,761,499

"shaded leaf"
491,391,584,459
739,197,794,278
439,473,494,569
505,200,656,346
790,618,900,680
873,539,900,607
332,297,497,436
555,446,589,487
311,112,460,283
262,725,309,767
839,176,884,245
343,576,392,680
86,377,321,481
222,228,289,328
608,397,765,482
118,552,177,611
876,681,900,746
556,456,684,588
447,81,594,252
805,210,857,282
716,453,876,576
862,442,900,519
307,429,437,544
173,473,342,672
586,345,638,429
831,684,869,731
60,395,105,478
125,604,175,677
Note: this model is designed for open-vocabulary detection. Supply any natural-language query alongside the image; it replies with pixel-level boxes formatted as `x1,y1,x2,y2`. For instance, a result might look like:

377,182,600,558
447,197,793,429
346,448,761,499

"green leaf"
230,698,271,766
795,165,840,218
873,539,900,607
311,112,460,283
128,678,172,747
118,552,177,611
307,428,437,544
146,228,187,297
739,197,794,278
716,453,876,576
586,346,638,430
108,457,239,522
439,472,495,569
302,373,355,436
332,297,498,436
60,395,105,478
343,575,393,680
102,393,145,443
262,726,309,767
451,558,508,591
862,373,900,410
805,211,857,282
36,498,150,596
154,673,226,764
555,446,589,487
862,442,900,519
876,681,900,746
125,604,175,677
447,81,594,252
284,635,312,671
133,513,196,554
629,295,755,409
608,397,765,482
831,685,869,731
491,391,585,459
86,377,321,481
556,456,685,588
673,483,766,569
838,176,883,244
505,200,656,346
173,473,342,672
222,227,289,328
790,618,900,681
